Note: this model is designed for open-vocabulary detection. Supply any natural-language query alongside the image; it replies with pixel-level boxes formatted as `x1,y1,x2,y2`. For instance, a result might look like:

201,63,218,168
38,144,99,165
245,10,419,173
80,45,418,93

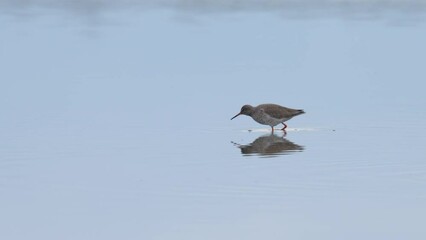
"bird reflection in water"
232,134,304,157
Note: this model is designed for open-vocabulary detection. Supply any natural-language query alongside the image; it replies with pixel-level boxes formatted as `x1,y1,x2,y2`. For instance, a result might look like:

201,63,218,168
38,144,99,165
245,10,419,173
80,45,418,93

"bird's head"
231,105,254,120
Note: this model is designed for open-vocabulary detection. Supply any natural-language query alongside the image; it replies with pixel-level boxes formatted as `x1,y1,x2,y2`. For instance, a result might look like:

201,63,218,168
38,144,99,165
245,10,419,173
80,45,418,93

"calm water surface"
1,2,426,240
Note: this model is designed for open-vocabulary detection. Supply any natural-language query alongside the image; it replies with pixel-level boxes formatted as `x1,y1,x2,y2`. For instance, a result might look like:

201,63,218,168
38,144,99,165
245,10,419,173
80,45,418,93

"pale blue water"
1,2,426,239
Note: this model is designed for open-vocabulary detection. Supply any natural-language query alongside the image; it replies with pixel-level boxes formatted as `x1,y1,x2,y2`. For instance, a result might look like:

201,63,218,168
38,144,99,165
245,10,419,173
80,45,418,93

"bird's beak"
231,112,241,120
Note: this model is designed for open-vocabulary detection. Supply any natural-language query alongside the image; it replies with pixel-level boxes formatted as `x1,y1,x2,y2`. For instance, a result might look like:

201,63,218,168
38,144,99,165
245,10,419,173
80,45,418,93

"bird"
231,103,305,133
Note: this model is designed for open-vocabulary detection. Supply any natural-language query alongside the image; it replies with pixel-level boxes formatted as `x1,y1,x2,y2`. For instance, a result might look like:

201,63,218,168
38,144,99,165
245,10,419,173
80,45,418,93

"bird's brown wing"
260,104,303,119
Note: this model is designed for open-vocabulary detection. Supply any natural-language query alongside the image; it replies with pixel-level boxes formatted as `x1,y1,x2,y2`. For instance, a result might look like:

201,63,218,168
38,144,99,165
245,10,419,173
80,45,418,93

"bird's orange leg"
281,123,287,131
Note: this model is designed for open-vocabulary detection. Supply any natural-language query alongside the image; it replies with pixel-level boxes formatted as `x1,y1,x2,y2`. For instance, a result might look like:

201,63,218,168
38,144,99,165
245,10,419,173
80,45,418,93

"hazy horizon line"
1,0,426,21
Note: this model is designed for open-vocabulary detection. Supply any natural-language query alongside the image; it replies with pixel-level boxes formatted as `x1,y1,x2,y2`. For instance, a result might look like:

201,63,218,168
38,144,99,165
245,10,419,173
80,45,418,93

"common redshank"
231,104,305,133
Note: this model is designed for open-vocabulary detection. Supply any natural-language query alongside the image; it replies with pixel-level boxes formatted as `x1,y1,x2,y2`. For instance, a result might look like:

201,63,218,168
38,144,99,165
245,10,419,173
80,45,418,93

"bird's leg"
271,126,274,133
281,123,287,131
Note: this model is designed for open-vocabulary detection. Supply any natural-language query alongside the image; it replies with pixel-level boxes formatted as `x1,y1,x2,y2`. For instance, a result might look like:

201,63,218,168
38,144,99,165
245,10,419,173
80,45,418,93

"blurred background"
1,1,426,239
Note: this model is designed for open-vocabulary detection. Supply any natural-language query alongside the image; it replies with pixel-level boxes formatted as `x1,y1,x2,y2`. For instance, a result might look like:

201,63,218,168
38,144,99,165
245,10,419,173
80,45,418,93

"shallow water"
1,3,426,240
